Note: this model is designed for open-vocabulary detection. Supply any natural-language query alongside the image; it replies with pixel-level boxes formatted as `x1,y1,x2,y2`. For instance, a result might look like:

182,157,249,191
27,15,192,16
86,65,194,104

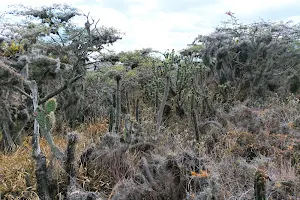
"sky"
0,0,299,53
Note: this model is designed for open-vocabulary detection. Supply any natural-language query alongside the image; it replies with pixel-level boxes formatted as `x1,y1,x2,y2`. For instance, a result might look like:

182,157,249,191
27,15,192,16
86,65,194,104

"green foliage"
125,69,137,78
3,4,122,69
180,44,203,56
0,41,24,57
111,65,126,72
118,48,158,68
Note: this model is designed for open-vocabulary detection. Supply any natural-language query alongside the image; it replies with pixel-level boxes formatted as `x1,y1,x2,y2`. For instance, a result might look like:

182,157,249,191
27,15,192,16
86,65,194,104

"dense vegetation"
1,4,300,200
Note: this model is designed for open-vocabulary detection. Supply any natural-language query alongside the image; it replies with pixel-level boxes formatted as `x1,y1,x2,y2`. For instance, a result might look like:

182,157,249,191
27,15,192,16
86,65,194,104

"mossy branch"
141,157,160,191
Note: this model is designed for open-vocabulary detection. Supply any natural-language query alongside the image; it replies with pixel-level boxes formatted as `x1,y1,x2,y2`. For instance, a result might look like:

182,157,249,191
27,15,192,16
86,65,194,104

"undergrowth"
1,101,300,199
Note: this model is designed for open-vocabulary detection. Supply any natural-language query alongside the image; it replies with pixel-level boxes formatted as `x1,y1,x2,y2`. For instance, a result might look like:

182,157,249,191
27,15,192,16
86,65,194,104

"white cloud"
219,0,298,15
128,0,159,15
287,16,300,23
1,0,299,52
1,0,84,8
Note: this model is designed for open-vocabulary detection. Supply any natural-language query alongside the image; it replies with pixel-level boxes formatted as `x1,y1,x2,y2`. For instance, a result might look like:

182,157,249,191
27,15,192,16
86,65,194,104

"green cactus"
36,107,46,130
254,168,267,200
45,98,57,114
36,98,57,132
35,98,64,160
45,112,56,131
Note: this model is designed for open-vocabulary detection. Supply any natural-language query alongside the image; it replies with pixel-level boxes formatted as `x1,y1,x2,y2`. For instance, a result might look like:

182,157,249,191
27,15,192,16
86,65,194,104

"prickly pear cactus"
35,98,57,132
45,98,57,114
36,107,46,130
34,98,64,160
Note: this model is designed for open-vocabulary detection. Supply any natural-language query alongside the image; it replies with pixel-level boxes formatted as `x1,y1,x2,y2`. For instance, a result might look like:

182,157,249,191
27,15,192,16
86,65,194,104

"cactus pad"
35,107,46,129
45,98,57,114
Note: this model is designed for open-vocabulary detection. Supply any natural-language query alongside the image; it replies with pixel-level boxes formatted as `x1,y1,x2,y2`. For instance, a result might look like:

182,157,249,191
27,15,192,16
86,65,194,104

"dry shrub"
227,105,264,134
109,179,158,200
82,133,138,193
80,132,189,200
87,146,137,193
227,98,300,135
3,99,300,199
264,158,300,199
108,154,188,200
214,155,256,198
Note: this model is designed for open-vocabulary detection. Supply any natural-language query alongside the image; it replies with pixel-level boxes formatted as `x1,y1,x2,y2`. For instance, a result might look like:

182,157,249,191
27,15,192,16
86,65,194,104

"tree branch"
0,60,25,81
39,73,84,104
12,85,32,99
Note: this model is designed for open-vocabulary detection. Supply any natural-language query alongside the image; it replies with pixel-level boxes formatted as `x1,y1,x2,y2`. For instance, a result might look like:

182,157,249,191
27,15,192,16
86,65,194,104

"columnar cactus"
156,75,170,130
109,105,114,133
191,91,200,143
124,114,132,143
114,74,121,134
254,168,267,200
135,99,139,122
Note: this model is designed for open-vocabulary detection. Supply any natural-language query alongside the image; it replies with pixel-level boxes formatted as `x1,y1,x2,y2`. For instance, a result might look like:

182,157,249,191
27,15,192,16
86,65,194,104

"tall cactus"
35,98,64,160
254,168,267,200
156,75,170,130
114,74,121,134
124,114,132,144
191,91,200,143
135,98,140,123
108,105,114,133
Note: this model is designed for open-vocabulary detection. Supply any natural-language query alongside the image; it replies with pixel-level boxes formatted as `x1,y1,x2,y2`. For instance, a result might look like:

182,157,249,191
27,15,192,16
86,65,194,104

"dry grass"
0,142,36,198
0,118,109,199
0,135,67,199
77,118,108,143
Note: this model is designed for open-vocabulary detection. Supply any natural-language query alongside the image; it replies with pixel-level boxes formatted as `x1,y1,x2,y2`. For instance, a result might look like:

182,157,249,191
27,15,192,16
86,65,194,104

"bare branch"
0,60,25,81
12,85,32,99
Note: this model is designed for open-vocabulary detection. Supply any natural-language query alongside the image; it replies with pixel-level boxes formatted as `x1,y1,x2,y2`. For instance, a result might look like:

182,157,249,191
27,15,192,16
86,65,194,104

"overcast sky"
1,0,299,52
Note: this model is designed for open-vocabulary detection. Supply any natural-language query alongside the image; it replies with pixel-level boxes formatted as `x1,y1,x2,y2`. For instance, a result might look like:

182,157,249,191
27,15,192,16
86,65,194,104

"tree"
192,15,300,104
0,3,122,150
